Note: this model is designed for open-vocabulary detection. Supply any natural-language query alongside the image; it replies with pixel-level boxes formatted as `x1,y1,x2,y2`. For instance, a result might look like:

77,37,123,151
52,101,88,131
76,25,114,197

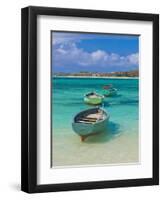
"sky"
52,31,139,73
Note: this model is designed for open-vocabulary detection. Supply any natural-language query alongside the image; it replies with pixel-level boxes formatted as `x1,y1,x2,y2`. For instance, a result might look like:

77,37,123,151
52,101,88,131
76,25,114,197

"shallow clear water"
52,77,139,167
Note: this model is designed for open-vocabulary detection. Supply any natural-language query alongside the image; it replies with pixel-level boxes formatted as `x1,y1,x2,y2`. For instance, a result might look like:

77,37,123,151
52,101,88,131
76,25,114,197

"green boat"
102,85,117,97
84,92,104,105
103,88,118,97
72,107,109,141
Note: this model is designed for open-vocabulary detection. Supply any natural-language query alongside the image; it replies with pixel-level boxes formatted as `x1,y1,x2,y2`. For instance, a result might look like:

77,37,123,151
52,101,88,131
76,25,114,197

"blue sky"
52,31,139,73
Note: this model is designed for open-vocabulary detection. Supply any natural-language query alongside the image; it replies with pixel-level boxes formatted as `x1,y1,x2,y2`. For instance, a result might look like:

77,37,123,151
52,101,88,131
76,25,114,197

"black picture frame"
21,6,159,193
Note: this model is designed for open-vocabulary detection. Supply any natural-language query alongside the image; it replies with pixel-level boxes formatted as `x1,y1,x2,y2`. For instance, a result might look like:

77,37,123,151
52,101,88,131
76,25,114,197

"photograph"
51,31,139,167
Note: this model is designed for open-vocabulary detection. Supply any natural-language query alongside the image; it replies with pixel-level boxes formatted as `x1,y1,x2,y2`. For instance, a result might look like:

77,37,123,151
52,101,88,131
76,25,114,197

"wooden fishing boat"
72,107,109,141
102,85,117,97
103,88,118,97
84,92,104,105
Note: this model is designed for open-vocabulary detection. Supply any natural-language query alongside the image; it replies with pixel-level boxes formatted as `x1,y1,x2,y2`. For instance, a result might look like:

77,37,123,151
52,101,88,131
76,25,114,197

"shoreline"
53,76,139,79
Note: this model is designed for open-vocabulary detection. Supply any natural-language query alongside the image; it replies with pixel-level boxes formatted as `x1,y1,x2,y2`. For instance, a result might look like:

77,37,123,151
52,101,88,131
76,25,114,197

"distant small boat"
72,107,109,141
102,84,117,97
103,88,118,97
84,92,104,105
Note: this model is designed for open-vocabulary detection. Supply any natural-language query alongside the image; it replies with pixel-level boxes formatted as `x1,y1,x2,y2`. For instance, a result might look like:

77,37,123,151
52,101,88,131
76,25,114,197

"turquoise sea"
52,77,139,167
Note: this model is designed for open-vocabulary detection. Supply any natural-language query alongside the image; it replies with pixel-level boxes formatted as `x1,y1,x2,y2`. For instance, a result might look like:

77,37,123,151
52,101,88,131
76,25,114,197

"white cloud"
52,32,90,45
91,50,108,61
126,53,139,65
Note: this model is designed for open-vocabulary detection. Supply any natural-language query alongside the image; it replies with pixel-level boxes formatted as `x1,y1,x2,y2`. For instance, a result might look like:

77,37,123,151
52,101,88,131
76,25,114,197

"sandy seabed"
52,129,139,168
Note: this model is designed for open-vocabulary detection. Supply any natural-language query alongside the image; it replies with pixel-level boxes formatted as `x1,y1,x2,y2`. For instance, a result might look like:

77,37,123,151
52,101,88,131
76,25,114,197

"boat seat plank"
78,120,94,124
81,117,97,121
79,118,97,122
84,117,97,120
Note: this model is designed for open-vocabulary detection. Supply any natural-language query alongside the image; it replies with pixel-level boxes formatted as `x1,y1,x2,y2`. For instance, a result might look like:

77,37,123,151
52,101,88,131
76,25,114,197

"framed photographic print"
21,6,159,193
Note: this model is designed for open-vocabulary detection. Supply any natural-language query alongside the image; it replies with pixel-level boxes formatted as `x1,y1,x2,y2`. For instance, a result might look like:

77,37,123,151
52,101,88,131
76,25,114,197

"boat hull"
103,89,117,97
72,108,109,140
72,118,108,136
84,96,103,105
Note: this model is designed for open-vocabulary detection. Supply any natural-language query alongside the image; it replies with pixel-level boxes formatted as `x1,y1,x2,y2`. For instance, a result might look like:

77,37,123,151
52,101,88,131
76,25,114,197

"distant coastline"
53,70,139,79
53,76,139,79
